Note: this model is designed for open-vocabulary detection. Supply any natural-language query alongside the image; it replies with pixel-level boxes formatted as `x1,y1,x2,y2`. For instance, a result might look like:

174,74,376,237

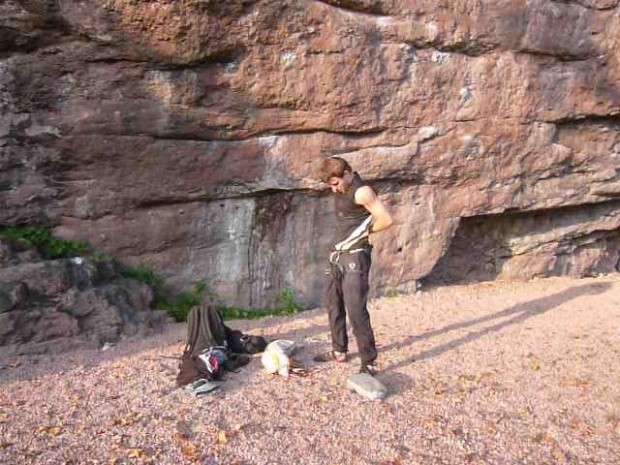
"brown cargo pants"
324,248,377,365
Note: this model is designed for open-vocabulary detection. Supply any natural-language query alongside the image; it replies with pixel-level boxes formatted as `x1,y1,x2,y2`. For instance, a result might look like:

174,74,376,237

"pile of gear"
176,302,387,400
176,303,268,396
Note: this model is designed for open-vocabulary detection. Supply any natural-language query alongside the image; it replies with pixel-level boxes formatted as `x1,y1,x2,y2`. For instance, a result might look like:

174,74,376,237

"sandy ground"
1,275,619,465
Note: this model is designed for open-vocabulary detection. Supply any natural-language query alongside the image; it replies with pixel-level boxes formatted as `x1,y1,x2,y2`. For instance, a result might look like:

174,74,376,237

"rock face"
1,0,619,309
0,238,170,355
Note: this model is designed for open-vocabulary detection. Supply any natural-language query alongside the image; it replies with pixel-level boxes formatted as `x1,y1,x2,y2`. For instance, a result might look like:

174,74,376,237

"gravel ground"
1,275,619,465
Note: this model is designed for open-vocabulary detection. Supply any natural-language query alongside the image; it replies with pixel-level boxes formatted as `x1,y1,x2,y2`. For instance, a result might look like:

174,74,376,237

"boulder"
0,241,172,355
346,372,389,401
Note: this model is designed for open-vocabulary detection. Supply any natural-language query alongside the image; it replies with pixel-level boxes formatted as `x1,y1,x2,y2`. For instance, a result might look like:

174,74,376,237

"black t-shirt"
333,172,372,250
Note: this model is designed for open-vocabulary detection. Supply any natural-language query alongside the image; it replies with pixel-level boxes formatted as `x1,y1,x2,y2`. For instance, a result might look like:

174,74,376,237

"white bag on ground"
261,340,298,377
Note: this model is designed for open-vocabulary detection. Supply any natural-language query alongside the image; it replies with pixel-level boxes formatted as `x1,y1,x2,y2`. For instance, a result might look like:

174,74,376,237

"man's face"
327,171,351,194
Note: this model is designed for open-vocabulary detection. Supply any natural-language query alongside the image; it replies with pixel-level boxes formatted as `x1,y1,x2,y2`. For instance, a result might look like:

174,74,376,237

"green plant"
0,226,306,323
120,264,167,309
216,306,262,320
275,284,303,314
216,284,304,320
119,264,208,322
120,265,165,292
386,287,399,299
158,281,207,323
0,226,89,259
91,250,114,262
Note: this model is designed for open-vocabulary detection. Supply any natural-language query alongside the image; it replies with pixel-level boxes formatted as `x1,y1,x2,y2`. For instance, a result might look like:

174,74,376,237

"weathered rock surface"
0,238,171,355
1,1,619,309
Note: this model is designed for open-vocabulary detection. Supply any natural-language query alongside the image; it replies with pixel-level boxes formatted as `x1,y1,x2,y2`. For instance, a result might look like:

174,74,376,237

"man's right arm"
355,186,393,234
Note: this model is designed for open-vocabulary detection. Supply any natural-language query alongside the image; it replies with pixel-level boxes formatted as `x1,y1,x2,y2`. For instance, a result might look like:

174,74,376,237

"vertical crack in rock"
248,191,294,308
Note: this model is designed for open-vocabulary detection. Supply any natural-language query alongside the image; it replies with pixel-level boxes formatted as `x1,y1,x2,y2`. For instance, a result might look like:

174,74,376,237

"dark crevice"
80,126,388,144
215,187,311,200
313,0,392,16
551,0,619,11
145,133,224,143
307,49,344,56
472,198,620,221
128,187,319,210
422,200,620,286
384,37,500,58
517,48,596,63
78,44,246,69
128,197,203,210
83,56,152,66
272,126,387,138
550,112,620,127
155,47,248,70
215,186,329,202
436,42,495,57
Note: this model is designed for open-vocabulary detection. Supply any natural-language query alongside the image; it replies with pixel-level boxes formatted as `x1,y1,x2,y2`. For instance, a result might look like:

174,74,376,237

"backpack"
183,303,228,358
175,303,267,387
225,328,268,355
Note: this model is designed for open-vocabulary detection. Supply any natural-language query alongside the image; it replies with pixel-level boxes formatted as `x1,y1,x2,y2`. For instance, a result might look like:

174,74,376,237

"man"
314,156,393,376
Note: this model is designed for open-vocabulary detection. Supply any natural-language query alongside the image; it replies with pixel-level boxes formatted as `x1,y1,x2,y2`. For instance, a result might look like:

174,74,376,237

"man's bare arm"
355,185,393,233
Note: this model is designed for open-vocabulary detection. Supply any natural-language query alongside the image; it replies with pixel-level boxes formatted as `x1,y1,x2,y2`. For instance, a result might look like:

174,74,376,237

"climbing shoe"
359,360,380,377
313,350,347,363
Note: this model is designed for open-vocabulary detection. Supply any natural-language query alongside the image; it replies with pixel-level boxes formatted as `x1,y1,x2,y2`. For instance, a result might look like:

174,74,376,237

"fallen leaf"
180,442,199,460
566,377,589,388
527,358,540,370
532,431,555,446
517,406,533,419
126,448,147,459
552,448,567,462
380,455,404,465
112,413,140,427
217,430,228,445
173,432,200,459
174,432,190,442
38,426,63,436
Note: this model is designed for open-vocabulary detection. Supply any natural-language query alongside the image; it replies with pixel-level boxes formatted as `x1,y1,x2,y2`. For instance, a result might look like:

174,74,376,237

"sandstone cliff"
2,0,619,309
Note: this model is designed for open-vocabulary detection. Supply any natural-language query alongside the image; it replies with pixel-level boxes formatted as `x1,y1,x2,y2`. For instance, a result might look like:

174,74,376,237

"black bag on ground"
176,303,266,387
225,328,268,355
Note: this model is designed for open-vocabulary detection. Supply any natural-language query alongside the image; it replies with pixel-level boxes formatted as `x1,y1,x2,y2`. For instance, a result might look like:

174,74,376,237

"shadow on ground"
383,282,612,374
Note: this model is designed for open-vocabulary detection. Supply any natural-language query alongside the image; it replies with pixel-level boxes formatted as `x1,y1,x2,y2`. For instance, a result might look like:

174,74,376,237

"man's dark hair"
318,156,352,182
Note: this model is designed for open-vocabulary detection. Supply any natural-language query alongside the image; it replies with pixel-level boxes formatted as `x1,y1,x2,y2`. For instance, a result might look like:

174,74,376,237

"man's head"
319,156,354,194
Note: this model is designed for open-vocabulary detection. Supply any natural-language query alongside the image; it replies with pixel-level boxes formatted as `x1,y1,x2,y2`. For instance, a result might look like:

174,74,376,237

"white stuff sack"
261,340,298,377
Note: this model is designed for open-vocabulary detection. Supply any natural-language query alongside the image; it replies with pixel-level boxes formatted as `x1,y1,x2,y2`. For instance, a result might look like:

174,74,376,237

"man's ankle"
359,360,379,376
313,350,347,363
